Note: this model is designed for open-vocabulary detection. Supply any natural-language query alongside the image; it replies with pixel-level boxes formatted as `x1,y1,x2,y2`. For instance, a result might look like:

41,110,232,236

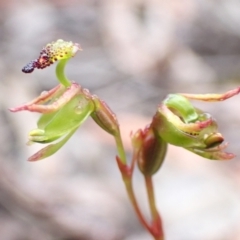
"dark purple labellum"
22,60,36,73
22,48,52,73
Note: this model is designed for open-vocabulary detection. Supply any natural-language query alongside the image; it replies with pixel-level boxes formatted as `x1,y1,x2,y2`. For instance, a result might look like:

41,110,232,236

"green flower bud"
132,126,167,176
91,96,120,136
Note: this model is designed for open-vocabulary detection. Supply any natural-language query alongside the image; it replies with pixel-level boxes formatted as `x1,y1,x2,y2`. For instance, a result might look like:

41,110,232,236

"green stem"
145,176,164,240
145,176,158,220
56,59,71,87
114,132,127,165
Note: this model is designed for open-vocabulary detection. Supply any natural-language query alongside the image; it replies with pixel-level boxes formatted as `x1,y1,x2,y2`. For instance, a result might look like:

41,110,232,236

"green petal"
37,111,59,129
28,127,78,161
31,94,94,143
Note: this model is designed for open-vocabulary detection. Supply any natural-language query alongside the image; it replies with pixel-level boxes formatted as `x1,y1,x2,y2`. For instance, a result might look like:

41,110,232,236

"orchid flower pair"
10,39,239,240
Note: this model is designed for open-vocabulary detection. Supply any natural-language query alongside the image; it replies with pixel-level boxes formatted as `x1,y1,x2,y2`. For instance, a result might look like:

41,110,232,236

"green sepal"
152,109,205,149
29,95,94,143
28,127,78,161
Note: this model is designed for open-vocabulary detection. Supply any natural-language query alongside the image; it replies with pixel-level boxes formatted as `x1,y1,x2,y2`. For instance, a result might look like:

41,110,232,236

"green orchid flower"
10,40,119,161
151,90,240,160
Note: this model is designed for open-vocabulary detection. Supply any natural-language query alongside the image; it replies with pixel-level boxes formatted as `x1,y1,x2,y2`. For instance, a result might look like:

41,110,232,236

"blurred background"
0,0,240,239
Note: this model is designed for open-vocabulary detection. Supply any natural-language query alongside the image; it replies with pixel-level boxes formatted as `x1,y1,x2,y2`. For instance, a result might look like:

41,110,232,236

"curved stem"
56,59,71,87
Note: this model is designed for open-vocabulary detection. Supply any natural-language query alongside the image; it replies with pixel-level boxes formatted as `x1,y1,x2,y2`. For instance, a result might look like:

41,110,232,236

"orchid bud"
91,96,120,136
132,126,167,176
